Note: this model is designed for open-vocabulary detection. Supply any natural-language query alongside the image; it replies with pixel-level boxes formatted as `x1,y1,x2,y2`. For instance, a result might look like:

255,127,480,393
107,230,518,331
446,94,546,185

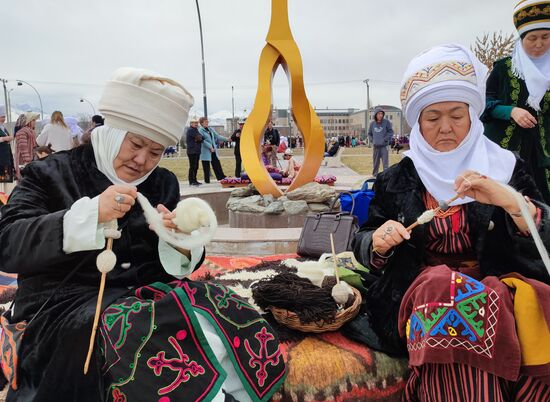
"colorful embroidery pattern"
201,282,264,329
407,272,499,358
111,387,127,402
244,327,282,387
147,336,206,395
103,300,144,349
400,61,476,107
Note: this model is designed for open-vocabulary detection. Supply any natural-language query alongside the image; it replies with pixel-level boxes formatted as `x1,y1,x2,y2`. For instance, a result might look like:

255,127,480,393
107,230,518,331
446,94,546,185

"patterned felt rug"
0,255,409,401
191,255,409,402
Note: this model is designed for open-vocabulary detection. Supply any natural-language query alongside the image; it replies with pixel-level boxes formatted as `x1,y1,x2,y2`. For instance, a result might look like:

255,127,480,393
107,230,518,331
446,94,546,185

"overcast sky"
2,0,517,123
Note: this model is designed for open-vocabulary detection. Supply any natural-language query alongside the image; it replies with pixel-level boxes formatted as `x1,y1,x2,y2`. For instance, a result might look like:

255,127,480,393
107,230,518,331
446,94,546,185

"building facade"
271,105,409,141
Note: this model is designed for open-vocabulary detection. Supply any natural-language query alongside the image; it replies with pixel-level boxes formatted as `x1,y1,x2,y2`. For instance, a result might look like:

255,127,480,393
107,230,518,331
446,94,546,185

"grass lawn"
161,146,404,181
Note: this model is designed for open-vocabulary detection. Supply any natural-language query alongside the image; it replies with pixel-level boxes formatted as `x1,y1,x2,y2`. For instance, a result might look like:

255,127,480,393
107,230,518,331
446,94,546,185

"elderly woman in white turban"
351,45,550,401
0,68,285,402
483,0,550,204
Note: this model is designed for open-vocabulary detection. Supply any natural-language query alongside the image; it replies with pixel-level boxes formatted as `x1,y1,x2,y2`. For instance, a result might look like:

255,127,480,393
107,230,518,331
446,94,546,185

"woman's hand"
511,107,537,129
372,220,410,255
454,170,518,210
155,204,192,258
98,185,137,223
156,204,182,232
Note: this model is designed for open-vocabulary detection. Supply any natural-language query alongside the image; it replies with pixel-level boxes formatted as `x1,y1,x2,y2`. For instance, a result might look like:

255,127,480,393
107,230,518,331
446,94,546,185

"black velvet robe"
347,156,550,357
0,144,204,401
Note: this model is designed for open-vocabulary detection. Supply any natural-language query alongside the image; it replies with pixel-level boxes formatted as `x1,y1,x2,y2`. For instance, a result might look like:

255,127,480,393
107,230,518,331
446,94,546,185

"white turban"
401,44,516,205
98,67,194,147
400,44,488,126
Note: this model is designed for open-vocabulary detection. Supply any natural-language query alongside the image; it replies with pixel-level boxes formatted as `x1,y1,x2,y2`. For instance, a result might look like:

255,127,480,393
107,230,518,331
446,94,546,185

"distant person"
263,121,280,166
13,113,28,134
351,136,357,147
231,120,244,177
37,111,73,152
482,0,550,203
64,116,83,148
15,112,40,178
392,136,403,154
80,115,104,144
261,143,274,167
345,135,351,147
325,138,340,157
0,106,15,185
34,144,55,160
368,107,394,176
185,118,202,186
282,148,300,180
199,117,228,183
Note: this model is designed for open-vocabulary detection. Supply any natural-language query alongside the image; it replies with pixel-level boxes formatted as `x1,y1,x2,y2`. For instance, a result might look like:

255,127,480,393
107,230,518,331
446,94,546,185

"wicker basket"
270,287,362,333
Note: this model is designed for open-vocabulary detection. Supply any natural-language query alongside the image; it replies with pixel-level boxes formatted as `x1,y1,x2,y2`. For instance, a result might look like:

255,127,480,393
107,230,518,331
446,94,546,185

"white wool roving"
331,281,354,305
173,198,212,233
137,193,217,250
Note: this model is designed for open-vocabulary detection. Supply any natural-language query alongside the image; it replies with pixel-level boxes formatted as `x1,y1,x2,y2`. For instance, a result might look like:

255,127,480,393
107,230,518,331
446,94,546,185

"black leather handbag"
297,193,359,258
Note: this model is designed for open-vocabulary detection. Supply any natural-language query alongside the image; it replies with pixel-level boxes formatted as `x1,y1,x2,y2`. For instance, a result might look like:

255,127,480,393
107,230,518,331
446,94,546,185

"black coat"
263,128,280,146
185,125,202,155
0,145,204,401
349,156,550,356
231,129,241,156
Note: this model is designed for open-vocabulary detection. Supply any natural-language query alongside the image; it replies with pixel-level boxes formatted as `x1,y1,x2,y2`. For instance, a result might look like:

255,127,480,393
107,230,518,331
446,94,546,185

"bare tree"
471,31,516,70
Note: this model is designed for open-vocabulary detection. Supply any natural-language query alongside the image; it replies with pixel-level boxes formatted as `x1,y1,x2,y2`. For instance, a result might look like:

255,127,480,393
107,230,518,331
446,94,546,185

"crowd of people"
0,1,548,401
0,109,104,191
184,117,297,184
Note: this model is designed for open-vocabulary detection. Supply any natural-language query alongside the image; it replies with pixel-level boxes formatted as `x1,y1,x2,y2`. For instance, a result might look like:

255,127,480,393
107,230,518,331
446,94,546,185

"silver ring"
114,194,125,203
384,225,394,234
381,233,387,241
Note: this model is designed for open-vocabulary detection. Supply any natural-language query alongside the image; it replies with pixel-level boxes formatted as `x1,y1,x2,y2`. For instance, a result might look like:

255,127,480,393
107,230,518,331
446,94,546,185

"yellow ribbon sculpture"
241,0,325,197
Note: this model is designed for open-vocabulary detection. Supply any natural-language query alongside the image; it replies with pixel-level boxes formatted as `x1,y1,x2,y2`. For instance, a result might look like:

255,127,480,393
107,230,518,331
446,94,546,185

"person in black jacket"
350,44,550,400
263,121,280,167
0,67,285,402
230,120,244,177
185,118,202,186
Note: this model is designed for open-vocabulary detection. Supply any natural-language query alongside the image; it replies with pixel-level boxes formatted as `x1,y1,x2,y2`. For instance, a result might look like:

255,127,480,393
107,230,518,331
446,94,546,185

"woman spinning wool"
0,68,285,402
483,0,550,203
353,44,550,401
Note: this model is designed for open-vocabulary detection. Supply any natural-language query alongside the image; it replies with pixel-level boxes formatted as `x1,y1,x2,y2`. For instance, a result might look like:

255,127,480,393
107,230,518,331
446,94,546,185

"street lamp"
80,98,96,115
363,79,370,144
17,80,43,120
7,89,15,120
1,79,10,123
195,0,208,118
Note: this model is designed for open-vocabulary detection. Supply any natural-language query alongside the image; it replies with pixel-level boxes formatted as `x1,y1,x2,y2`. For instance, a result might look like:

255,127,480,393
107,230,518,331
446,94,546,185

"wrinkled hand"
155,203,180,231
511,107,537,129
98,185,137,223
372,220,410,255
454,170,516,211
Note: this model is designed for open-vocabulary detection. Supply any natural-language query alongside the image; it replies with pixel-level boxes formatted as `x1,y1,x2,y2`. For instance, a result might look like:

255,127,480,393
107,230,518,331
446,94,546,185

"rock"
286,182,337,203
231,184,258,198
262,194,275,207
226,195,266,213
265,201,285,214
278,196,288,202
283,200,309,215
308,202,331,213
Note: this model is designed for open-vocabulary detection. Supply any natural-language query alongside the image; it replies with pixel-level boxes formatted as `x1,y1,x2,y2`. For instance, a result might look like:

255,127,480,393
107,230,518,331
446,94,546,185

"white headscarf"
91,125,161,186
402,44,516,205
511,38,550,111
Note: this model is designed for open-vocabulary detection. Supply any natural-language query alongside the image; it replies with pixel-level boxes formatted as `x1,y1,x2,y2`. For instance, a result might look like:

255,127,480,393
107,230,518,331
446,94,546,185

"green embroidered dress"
482,56,550,203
